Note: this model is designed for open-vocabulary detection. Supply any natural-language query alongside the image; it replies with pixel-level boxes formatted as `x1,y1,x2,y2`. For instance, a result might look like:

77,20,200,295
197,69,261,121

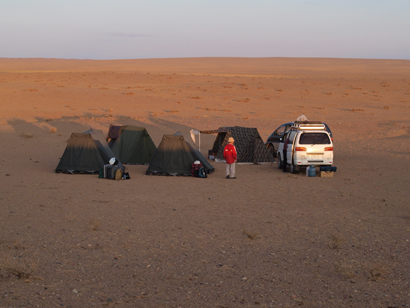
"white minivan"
277,122,333,173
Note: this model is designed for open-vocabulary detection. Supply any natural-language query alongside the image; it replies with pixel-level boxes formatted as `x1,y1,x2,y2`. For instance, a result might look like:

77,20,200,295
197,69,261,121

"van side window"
275,126,286,135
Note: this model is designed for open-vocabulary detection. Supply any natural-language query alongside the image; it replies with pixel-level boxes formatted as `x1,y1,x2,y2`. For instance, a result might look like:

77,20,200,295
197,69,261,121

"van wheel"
267,144,276,157
290,163,299,174
277,157,283,169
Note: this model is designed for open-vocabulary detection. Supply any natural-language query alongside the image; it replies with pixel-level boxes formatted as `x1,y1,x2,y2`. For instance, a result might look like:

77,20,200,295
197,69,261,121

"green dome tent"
146,132,214,176
56,129,122,174
110,125,157,165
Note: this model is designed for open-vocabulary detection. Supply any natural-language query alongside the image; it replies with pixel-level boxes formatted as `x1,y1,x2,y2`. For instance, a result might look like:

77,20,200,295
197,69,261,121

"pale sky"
1,0,409,60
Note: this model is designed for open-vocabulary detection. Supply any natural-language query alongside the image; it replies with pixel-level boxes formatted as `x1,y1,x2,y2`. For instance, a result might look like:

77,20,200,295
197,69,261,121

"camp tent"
201,126,274,163
108,125,157,165
56,128,122,174
146,132,214,176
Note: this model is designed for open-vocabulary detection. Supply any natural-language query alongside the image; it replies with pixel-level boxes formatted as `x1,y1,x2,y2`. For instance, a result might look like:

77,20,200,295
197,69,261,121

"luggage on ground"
191,161,203,177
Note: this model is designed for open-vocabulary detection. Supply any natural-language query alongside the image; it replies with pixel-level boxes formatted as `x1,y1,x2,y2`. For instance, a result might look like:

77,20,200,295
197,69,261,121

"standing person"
223,137,237,179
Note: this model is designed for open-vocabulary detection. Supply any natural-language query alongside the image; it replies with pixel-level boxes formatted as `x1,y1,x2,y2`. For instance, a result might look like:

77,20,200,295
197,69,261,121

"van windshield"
299,133,330,144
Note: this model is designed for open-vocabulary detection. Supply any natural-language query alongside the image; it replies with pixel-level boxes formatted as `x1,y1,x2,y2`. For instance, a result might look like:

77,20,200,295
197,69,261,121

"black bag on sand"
320,166,337,172
197,167,207,178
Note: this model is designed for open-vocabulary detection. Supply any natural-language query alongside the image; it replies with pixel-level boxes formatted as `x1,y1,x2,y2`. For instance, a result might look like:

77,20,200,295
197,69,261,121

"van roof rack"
294,121,323,124
292,121,325,130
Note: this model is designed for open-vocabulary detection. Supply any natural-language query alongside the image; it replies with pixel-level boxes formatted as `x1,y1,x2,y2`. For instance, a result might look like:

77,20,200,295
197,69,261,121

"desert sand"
0,57,409,307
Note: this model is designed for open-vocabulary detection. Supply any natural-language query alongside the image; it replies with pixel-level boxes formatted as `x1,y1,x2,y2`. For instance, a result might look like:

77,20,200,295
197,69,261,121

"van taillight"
295,147,307,151
324,147,333,151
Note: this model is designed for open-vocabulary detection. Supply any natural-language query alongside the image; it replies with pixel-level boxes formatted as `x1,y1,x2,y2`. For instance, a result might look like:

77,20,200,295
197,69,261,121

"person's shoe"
230,177,236,179
226,175,230,179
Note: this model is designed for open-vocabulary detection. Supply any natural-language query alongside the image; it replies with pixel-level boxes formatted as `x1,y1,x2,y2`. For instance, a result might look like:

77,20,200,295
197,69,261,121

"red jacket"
223,143,237,164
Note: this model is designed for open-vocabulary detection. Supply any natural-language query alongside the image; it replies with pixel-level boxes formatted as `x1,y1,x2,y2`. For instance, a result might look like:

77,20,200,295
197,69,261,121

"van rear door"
286,131,297,165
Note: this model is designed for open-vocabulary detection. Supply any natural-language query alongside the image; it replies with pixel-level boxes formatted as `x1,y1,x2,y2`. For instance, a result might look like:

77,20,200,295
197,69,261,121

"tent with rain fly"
108,125,157,164
201,126,274,163
56,128,122,174
146,132,214,176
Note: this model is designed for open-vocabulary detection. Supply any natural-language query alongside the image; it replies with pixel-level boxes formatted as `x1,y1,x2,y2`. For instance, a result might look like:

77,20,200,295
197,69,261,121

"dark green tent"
146,133,214,176
55,129,121,174
110,125,157,164
201,126,274,163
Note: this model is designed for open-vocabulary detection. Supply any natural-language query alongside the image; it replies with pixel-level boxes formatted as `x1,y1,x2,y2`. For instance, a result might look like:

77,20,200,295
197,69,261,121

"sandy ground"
0,57,410,307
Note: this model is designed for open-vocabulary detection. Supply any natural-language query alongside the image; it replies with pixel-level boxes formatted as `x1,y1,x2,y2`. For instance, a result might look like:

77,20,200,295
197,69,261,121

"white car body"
276,123,333,173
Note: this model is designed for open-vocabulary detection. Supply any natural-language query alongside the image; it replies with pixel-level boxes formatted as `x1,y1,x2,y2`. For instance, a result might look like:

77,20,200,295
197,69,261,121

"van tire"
290,163,299,174
277,156,283,169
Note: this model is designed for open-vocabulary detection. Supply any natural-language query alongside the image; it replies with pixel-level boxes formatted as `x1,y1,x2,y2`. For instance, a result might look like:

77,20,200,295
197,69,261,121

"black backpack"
197,167,207,178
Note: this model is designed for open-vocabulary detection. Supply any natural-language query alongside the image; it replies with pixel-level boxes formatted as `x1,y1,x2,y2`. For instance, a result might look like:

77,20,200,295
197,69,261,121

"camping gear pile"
191,161,207,178
101,158,124,180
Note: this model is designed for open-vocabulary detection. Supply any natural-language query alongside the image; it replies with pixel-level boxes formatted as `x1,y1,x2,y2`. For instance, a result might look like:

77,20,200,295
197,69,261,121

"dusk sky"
1,0,409,60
